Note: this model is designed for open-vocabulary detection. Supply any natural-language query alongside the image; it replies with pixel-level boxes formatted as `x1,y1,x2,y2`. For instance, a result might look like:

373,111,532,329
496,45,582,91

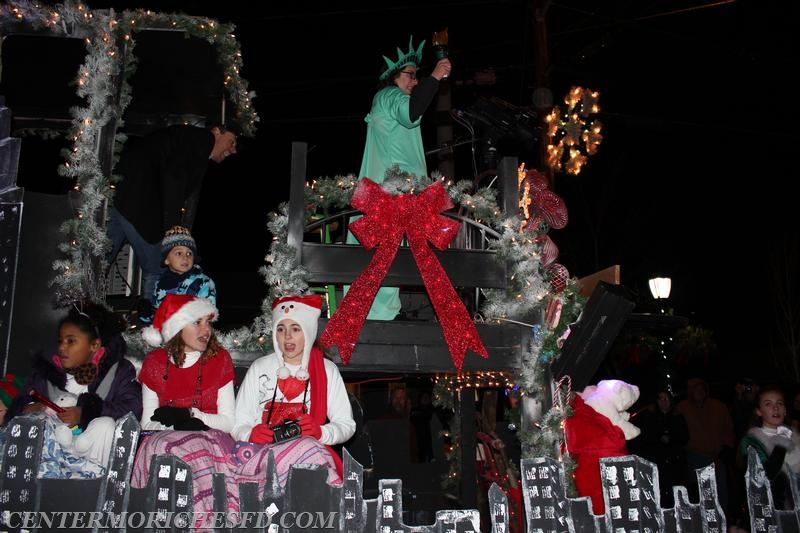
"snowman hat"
271,294,323,380
143,294,217,347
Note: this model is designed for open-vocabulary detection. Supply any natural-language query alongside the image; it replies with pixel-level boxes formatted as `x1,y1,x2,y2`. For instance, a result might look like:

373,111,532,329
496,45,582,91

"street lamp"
648,277,671,300
647,276,674,390
649,276,671,315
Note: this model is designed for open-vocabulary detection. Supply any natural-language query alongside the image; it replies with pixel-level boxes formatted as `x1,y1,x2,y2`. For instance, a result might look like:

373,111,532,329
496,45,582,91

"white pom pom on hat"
142,294,217,347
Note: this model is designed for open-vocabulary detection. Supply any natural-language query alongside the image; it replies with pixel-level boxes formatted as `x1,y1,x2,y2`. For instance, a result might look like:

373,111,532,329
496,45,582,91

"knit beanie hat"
160,226,198,261
0,373,24,408
143,294,217,347
272,294,323,380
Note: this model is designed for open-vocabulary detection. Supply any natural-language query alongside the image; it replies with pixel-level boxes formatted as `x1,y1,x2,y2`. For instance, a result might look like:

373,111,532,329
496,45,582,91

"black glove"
764,445,788,479
151,406,192,427
174,417,210,431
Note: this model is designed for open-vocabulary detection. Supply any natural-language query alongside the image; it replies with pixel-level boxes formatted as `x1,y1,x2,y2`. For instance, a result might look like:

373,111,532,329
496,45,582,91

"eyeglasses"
399,70,418,80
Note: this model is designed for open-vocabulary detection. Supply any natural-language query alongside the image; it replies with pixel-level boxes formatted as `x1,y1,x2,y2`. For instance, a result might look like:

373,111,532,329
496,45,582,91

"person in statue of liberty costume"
347,35,452,320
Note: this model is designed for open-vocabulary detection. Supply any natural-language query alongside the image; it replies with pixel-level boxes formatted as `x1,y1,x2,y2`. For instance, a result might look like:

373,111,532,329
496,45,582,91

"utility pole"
531,0,555,188
435,79,455,178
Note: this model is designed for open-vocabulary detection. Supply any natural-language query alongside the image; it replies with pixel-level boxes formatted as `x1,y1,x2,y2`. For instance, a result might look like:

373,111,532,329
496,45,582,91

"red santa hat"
143,294,217,347
271,294,323,380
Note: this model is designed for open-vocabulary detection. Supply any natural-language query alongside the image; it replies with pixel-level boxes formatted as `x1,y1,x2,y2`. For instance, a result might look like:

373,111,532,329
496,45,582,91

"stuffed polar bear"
579,379,641,440
564,379,641,515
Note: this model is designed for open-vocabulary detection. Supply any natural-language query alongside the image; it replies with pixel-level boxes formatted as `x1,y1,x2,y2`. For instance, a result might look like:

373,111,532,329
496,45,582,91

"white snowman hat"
271,294,323,380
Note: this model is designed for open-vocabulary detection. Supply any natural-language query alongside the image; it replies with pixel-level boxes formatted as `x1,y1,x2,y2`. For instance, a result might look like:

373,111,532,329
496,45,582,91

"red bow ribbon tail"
319,179,402,364
407,230,488,370
407,185,489,370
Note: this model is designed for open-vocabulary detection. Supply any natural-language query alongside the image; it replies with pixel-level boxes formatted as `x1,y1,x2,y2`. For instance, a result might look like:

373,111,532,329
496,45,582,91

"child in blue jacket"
154,225,217,309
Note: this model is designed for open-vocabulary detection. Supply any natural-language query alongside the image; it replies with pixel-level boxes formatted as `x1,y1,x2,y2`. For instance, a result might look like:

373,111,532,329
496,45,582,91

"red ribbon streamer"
319,178,488,370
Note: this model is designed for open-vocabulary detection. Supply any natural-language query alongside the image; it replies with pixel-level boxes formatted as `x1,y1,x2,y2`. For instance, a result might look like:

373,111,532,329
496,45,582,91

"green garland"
520,281,585,394
217,202,310,354
519,401,578,496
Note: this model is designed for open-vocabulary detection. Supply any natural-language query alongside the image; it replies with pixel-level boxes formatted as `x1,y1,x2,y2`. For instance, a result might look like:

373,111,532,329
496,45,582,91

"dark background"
3,0,798,384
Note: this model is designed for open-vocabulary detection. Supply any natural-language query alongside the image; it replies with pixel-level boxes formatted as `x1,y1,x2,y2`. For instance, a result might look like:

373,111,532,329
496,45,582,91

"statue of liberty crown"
380,35,425,81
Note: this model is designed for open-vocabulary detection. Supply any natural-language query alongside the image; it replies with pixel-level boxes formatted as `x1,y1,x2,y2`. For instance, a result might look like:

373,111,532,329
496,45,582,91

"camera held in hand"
271,419,302,443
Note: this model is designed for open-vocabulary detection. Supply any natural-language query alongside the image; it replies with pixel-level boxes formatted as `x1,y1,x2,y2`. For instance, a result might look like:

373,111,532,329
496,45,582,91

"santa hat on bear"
271,294,323,381
143,294,217,347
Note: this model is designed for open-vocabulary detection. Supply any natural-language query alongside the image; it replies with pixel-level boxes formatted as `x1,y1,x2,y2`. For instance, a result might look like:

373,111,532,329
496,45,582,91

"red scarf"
307,346,343,476
307,347,327,424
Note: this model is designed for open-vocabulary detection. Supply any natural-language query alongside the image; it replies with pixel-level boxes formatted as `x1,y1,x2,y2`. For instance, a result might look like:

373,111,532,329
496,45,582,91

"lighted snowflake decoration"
545,86,603,175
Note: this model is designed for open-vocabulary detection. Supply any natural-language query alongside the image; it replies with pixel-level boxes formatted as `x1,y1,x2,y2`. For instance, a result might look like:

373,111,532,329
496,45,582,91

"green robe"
347,86,427,320
359,86,427,181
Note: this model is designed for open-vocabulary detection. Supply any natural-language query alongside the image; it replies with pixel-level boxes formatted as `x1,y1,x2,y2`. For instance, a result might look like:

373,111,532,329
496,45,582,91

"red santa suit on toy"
563,379,640,515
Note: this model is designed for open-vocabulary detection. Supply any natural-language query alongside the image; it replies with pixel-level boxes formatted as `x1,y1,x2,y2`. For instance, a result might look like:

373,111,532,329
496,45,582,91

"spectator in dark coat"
631,389,689,507
676,376,736,516
730,377,760,442
410,390,435,462
379,386,418,461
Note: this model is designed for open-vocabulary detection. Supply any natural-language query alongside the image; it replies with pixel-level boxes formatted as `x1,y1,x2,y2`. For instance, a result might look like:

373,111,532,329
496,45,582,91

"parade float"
0,3,768,532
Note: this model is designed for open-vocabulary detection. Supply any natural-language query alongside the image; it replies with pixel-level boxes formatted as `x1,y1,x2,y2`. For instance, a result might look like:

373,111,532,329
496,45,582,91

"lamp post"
648,276,674,392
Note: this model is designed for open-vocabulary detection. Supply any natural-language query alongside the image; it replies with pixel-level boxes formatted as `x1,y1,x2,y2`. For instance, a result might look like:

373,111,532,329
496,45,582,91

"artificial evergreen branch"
115,9,259,136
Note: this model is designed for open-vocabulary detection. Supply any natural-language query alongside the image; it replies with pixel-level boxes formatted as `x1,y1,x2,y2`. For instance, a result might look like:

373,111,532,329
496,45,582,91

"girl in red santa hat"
137,293,235,432
131,293,236,528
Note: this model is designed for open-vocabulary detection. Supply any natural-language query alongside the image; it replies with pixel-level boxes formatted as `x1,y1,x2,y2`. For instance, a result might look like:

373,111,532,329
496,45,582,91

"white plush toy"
48,390,92,454
579,379,641,440
46,388,116,466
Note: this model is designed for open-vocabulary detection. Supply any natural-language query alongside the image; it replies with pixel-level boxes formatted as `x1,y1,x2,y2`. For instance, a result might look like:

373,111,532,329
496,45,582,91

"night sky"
5,1,798,383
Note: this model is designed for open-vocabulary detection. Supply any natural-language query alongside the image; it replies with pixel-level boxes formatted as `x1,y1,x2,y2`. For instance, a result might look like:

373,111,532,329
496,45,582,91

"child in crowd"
631,388,689,508
154,225,216,310
3,302,142,477
739,385,800,509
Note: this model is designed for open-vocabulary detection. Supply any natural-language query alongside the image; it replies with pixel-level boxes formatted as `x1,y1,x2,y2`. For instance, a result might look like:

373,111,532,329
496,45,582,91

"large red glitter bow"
319,178,488,370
